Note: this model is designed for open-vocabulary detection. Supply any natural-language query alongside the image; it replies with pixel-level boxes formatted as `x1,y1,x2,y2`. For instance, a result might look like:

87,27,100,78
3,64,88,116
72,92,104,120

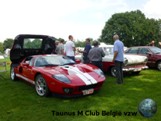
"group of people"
148,40,161,47
55,34,124,84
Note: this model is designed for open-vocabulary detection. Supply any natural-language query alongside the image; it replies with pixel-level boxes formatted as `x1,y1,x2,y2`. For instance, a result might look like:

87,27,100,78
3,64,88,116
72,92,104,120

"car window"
24,57,33,66
126,48,138,54
34,55,75,67
23,38,43,49
35,57,48,67
139,48,150,55
150,47,161,54
102,47,113,55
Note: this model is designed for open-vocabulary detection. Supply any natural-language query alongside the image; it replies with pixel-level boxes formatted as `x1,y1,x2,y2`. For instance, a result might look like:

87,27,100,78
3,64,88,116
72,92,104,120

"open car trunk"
10,34,57,64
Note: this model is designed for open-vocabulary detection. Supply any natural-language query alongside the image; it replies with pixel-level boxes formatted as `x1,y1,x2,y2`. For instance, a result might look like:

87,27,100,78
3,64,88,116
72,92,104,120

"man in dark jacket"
78,38,92,63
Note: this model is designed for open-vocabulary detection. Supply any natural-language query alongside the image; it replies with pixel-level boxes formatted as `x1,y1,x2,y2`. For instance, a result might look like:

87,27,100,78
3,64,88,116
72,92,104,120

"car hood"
103,54,147,64
38,64,102,85
124,54,147,65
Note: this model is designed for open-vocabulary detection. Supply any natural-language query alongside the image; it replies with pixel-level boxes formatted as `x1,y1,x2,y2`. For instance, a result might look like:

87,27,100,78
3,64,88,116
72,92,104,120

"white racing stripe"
84,73,97,84
76,73,92,85
61,66,97,85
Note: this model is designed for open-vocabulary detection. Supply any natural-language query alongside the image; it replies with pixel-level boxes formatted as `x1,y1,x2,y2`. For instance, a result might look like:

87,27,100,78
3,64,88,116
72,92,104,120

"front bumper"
50,81,105,97
123,65,148,72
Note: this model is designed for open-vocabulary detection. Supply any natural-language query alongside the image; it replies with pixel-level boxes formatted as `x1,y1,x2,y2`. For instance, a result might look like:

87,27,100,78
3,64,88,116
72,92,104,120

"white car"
76,43,148,77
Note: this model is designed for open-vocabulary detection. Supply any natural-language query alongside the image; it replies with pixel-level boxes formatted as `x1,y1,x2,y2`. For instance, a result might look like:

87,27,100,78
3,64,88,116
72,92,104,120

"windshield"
34,55,75,67
150,47,161,54
101,47,114,55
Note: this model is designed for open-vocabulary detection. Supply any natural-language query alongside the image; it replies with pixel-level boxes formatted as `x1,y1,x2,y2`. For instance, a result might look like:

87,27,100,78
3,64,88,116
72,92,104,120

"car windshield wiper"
42,64,59,67
62,63,75,65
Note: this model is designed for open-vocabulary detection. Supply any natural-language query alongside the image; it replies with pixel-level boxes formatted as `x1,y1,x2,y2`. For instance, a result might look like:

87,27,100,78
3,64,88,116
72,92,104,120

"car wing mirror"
22,63,29,66
146,52,152,56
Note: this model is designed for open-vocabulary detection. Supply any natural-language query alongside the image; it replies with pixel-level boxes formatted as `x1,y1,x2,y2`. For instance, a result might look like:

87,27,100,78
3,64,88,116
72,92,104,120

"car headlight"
144,58,148,63
53,74,71,84
123,58,128,66
94,69,105,77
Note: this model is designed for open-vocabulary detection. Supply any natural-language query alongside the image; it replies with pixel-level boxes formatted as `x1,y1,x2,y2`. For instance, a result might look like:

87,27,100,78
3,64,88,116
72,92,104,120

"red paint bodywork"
14,55,105,96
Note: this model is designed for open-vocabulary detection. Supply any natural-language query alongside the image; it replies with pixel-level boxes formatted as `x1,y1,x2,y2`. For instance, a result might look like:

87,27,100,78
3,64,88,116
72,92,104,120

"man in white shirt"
64,35,76,61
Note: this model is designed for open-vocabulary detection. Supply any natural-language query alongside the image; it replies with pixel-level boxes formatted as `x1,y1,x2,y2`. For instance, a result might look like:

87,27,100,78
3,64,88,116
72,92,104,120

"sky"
0,0,161,42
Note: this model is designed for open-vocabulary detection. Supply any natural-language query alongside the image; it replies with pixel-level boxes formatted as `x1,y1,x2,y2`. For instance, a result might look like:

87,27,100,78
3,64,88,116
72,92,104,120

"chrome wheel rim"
35,76,47,96
157,62,161,70
11,67,15,80
111,67,116,77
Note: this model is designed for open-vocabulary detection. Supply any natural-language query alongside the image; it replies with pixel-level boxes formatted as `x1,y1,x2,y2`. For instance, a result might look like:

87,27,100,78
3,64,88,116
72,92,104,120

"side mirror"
146,52,152,56
22,63,29,67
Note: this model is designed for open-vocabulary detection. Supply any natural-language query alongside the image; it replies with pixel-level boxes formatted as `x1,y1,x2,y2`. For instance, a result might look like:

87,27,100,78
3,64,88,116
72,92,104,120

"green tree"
24,39,42,49
75,38,93,47
0,42,4,52
3,38,14,49
75,40,86,47
157,19,161,45
100,10,160,47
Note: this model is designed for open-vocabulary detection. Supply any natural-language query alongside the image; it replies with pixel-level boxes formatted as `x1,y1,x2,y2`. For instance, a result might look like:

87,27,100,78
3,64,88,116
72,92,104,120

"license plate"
82,89,94,95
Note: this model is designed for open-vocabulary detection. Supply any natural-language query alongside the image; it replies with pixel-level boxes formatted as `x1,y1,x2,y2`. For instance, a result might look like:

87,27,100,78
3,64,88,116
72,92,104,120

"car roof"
129,46,154,48
15,34,54,39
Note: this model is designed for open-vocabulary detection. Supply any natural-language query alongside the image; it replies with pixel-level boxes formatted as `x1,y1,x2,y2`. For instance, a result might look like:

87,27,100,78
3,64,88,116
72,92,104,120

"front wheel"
132,71,140,75
110,67,116,77
35,74,50,97
157,61,161,71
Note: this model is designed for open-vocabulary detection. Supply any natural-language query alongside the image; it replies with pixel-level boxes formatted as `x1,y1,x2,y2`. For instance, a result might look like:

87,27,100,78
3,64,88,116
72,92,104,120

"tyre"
157,61,161,71
35,74,50,97
110,66,116,77
10,64,17,81
132,71,140,75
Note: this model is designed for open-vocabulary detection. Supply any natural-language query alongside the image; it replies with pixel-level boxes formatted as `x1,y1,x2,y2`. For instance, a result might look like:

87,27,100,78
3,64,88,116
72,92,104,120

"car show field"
0,58,160,121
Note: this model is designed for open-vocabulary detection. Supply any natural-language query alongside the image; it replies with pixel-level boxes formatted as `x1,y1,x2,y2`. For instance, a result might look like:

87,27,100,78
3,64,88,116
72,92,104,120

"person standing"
55,39,65,55
78,38,92,63
112,34,124,84
159,42,161,48
88,41,105,70
64,35,76,61
148,40,155,46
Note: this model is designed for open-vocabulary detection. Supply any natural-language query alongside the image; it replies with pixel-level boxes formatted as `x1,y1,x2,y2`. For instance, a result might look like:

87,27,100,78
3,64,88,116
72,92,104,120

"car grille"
78,83,101,91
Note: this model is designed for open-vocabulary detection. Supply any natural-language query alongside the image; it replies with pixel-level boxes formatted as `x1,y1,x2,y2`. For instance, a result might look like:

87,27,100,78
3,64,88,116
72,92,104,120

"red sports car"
10,34,105,97
10,55,105,97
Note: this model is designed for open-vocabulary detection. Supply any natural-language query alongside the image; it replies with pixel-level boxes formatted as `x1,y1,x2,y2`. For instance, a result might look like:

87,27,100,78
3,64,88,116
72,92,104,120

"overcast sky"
0,0,161,42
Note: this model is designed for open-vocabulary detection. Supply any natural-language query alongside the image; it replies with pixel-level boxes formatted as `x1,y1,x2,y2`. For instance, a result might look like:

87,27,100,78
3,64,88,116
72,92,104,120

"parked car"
10,34,105,97
76,44,148,76
125,46,161,70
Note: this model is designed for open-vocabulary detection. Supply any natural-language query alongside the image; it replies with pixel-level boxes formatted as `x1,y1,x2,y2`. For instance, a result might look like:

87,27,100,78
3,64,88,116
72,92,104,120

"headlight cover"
94,69,105,77
144,58,148,63
53,74,71,84
123,58,128,66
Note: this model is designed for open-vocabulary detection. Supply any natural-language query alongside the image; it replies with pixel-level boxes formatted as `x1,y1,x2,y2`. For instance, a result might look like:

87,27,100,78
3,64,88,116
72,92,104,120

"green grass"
0,59,160,121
